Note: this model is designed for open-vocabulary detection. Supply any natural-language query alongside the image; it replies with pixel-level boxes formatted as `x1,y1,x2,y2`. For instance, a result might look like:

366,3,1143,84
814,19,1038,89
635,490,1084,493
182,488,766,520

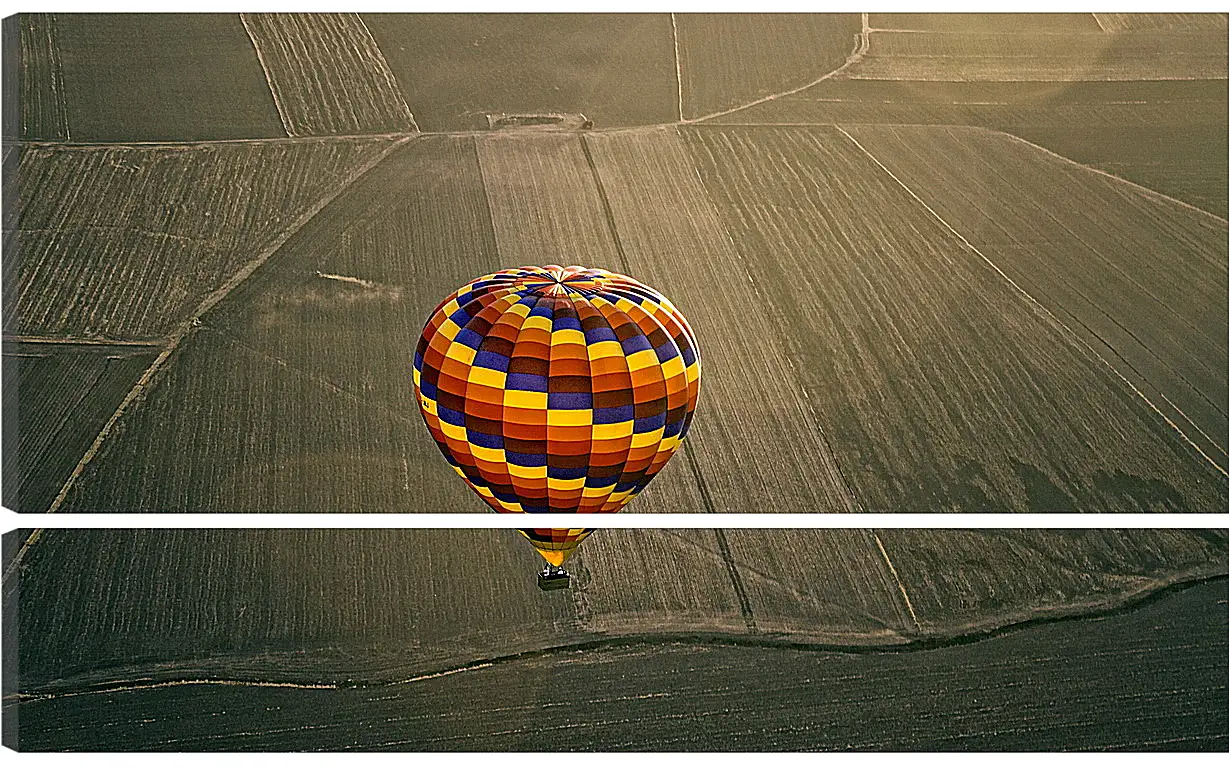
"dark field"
1,341,155,512
719,13,1229,218
6,528,1224,690
2,14,1227,510
843,124,1228,467
4,527,1225,751
3,11,1228,754
5,138,396,340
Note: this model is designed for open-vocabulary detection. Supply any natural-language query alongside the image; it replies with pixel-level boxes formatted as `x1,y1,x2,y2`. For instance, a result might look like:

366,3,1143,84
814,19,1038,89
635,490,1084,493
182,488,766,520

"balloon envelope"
519,528,594,567
413,265,701,516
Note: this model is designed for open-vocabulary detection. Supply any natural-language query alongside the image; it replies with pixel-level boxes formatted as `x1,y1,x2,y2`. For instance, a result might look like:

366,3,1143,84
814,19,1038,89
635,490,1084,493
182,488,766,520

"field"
843,124,1228,467
674,14,862,120
7,528,1224,685
720,17,1229,218
3,11,1228,753
4,139,396,340
11,120,1222,512
364,14,680,132
845,24,1227,82
685,124,1225,511
49,14,283,142
0,341,156,512
50,137,491,512
5,528,1225,750
239,13,417,137
1093,13,1229,32
1,15,70,141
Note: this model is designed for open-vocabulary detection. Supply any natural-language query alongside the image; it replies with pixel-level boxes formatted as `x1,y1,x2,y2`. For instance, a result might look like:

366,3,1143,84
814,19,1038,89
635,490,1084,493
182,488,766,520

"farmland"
2,15,69,141
0,17,1225,514
684,124,1225,511
47,14,284,142
4,138,396,340
364,13,680,131
53,137,496,512
844,18,1227,82
674,14,862,120
4,528,1226,749
240,13,417,137
9,120,1223,511
1093,13,1229,33
583,128,856,513
843,124,1228,468
0,341,156,512
720,14,1229,218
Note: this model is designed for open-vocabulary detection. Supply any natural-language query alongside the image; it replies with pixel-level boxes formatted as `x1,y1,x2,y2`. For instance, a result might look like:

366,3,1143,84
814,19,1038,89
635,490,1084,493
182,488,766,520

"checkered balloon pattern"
518,528,594,566
413,265,701,516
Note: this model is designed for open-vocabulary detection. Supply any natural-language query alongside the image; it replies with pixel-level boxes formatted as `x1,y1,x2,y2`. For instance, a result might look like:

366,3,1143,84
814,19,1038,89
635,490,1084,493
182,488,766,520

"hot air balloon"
518,528,594,589
412,265,701,588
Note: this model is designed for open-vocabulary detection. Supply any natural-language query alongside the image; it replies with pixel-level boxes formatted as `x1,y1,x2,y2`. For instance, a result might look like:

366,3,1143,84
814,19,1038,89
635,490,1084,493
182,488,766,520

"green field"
5,529,1225,750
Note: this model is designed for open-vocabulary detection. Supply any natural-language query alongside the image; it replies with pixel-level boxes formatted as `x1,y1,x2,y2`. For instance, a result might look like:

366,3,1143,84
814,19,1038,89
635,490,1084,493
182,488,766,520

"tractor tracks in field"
7,572,1224,706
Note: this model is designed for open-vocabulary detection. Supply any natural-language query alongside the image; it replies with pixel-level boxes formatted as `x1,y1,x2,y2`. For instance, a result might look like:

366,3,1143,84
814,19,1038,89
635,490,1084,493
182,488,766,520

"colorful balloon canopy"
412,265,701,519
519,528,594,567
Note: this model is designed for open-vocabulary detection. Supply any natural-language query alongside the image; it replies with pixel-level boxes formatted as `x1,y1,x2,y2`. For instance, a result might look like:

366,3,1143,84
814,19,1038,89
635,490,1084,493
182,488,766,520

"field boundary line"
999,130,1228,226
239,13,296,138
577,134,633,275
1160,392,1229,464
15,133,417,149
1,334,167,348
355,13,420,133
42,136,416,513
9,677,338,703
834,124,1228,479
1,529,44,585
685,12,870,124
670,13,685,122
870,531,921,632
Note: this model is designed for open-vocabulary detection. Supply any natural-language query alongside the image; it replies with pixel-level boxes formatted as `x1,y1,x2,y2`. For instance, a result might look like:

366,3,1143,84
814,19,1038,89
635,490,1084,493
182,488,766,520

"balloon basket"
537,566,570,591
